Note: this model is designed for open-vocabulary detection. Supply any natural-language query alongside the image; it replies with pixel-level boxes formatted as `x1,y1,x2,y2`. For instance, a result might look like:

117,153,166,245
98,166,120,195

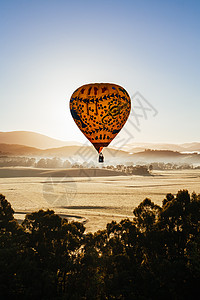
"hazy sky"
1,0,200,144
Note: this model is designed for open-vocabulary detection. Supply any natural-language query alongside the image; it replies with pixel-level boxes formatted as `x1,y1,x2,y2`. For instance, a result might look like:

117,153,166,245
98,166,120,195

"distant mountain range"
1,144,200,165
117,142,200,153
1,131,200,153
0,131,200,165
0,131,81,149
0,143,132,162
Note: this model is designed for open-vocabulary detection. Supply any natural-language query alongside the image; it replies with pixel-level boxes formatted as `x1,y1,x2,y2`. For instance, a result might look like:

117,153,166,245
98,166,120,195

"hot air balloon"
70,83,131,162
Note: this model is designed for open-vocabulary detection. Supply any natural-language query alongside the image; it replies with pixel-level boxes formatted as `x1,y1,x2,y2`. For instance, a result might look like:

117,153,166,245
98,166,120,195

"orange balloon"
70,83,131,153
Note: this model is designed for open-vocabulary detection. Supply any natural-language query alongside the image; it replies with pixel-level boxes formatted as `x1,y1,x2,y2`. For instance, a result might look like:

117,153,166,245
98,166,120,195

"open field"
0,167,200,232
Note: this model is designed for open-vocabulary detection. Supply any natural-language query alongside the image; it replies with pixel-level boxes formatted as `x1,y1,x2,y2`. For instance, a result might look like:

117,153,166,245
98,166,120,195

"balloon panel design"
70,83,131,153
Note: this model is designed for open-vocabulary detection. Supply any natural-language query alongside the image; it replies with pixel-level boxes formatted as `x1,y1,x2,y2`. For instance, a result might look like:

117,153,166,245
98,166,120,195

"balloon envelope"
70,83,131,153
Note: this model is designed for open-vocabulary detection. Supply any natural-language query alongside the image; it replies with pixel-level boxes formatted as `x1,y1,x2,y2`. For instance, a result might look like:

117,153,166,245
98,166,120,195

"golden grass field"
1,167,200,232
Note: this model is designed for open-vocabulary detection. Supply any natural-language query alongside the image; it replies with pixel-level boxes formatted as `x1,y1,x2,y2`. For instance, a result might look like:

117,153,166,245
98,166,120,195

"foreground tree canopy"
0,190,200,299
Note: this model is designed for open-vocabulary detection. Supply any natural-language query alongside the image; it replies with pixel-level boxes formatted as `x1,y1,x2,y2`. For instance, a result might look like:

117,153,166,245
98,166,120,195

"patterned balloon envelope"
70,83,131,155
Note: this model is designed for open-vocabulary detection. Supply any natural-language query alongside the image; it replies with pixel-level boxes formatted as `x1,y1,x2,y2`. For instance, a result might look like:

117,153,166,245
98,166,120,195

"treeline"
0,156,36,167
0,190,200,299
1,156,200,172
149,162,196,170
0,157,150,174
143,149,181,155
106,164,150,175
0,156,68,168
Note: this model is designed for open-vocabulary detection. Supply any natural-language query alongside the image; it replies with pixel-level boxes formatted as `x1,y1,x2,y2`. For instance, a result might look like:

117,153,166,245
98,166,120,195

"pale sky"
0,0,200,145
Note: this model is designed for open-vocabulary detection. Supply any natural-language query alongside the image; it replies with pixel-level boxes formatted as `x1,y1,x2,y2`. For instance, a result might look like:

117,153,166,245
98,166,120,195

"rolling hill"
0,167,124,178
131,149,200,164
0,143,132,162
0,131,81,149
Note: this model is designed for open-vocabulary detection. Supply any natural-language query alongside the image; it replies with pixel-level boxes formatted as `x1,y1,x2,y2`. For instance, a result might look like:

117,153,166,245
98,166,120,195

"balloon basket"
98,152,104,163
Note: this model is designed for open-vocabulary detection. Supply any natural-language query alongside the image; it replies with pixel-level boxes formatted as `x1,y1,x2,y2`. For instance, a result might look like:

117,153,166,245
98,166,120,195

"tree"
149,164,153,172
35,158,47,168
0,195,28,298
22,209,85,297
0,194,14,224
133,198,161,232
